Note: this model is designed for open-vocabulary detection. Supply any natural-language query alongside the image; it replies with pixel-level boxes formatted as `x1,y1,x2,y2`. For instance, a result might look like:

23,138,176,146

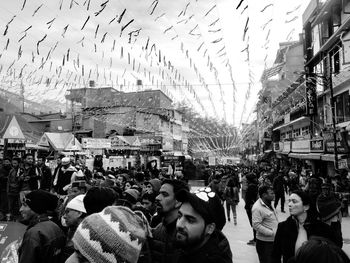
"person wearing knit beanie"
18,190,65,263
64,194,86,227
20,189,58,220
145,178,162,195
83,187,117,215
316,195,342,223
61,195,87,263
66,206,151,263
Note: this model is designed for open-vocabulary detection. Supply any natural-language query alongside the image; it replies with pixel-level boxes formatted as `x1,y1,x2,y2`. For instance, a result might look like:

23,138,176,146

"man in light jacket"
252,185,279,263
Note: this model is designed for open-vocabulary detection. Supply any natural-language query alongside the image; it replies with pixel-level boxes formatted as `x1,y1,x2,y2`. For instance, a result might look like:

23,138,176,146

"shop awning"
321,154,347,162
288,153,321,160
273,116,308,131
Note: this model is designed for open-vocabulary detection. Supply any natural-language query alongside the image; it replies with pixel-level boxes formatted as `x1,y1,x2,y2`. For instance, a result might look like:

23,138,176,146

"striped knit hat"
72,206,150,263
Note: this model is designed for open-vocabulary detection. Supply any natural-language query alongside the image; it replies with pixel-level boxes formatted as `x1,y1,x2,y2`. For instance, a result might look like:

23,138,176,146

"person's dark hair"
83,187,117,215
162,179,189,195
12,157,21,163
292,190,311,206
294,237,350,263
23,153,34,159
135,172,145,183
3,156,12,162
125,180,135,188
258,185,273,197
227,178,236,187
142,192,156,203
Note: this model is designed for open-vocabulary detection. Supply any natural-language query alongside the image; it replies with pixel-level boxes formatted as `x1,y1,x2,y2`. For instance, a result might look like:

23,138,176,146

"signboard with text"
324,131,350,153
82,138,111,149
310,139,324,152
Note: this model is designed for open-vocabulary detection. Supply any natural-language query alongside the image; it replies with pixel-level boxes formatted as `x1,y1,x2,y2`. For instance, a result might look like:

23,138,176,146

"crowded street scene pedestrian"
0,153,349,262
2,0,350,262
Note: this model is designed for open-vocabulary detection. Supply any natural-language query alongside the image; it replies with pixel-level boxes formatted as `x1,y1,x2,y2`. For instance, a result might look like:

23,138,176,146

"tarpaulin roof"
41,132,82,151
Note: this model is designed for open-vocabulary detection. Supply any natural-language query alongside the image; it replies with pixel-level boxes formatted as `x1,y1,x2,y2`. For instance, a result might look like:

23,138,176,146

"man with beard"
174,187,232,263
150,179,189,263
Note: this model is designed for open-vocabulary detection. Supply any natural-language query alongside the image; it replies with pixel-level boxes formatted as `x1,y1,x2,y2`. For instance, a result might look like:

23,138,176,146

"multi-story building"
301,0,350,175
65,86,189,167
257,37,305,157
259,0,350,176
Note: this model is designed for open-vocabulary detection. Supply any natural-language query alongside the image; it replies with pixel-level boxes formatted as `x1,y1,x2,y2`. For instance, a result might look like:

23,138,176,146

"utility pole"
328,53,339,171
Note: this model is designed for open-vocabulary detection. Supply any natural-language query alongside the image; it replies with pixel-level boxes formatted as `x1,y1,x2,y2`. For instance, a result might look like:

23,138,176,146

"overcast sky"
0,0,310,127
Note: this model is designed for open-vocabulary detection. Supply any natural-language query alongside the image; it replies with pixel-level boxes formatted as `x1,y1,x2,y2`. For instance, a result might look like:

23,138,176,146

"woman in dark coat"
271,190,342,263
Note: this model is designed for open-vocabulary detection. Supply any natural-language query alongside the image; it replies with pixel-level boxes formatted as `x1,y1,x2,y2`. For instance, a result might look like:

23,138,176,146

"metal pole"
328,53,339,171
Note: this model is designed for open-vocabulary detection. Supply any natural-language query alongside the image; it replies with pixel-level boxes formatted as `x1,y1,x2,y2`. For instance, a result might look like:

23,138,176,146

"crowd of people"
0,154,349,263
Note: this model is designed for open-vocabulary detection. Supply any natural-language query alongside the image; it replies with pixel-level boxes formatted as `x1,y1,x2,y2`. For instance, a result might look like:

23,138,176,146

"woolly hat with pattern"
316,195,342,222
72,206,151,263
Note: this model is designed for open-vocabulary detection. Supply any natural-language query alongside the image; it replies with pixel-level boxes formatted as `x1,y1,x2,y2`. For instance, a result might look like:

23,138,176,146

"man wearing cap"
60,194,86,262
151,179,189,263
174,187,232,263
18,189,65,263
53,157,77,196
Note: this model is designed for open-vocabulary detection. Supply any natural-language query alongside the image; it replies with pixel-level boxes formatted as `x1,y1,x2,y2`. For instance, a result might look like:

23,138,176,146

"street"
222,197,350,262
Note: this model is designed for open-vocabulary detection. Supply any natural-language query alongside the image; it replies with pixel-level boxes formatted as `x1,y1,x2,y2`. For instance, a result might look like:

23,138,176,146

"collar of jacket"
259,198,274,211
27,214,50,229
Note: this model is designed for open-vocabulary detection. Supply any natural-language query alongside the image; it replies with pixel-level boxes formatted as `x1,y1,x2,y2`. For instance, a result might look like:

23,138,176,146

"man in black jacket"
245,173,259,245
174,187,232,263
273,172,286,213
19,154,41,201
150,179,189,263
18,190,65,263
37,156,52,192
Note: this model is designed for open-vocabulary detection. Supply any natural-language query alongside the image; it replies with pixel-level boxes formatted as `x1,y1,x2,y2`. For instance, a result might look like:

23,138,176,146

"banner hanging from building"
305,77,317,115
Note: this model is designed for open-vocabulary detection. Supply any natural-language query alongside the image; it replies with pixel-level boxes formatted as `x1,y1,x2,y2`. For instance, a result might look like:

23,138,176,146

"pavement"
221,198,350,263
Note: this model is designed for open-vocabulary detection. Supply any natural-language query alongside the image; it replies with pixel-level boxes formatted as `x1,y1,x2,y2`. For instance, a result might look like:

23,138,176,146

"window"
332,5,341,30
344,0,350,14
335,91,350,123
331,45,340,74
321,18,331,45
301,126,310,136
293,128,301,138
281,133,285,140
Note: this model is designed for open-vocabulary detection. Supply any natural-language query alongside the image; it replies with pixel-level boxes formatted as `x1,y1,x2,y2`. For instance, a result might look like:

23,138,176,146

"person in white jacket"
252,185,279,263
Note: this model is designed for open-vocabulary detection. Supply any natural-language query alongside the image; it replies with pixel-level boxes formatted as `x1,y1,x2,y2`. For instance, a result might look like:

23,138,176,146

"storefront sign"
82,138,111,149
139,135,162,145
338,158,349,170
292,140,310,153
306,79,317,115
324,131,350,153
310,139,324,152
7,139,26,144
